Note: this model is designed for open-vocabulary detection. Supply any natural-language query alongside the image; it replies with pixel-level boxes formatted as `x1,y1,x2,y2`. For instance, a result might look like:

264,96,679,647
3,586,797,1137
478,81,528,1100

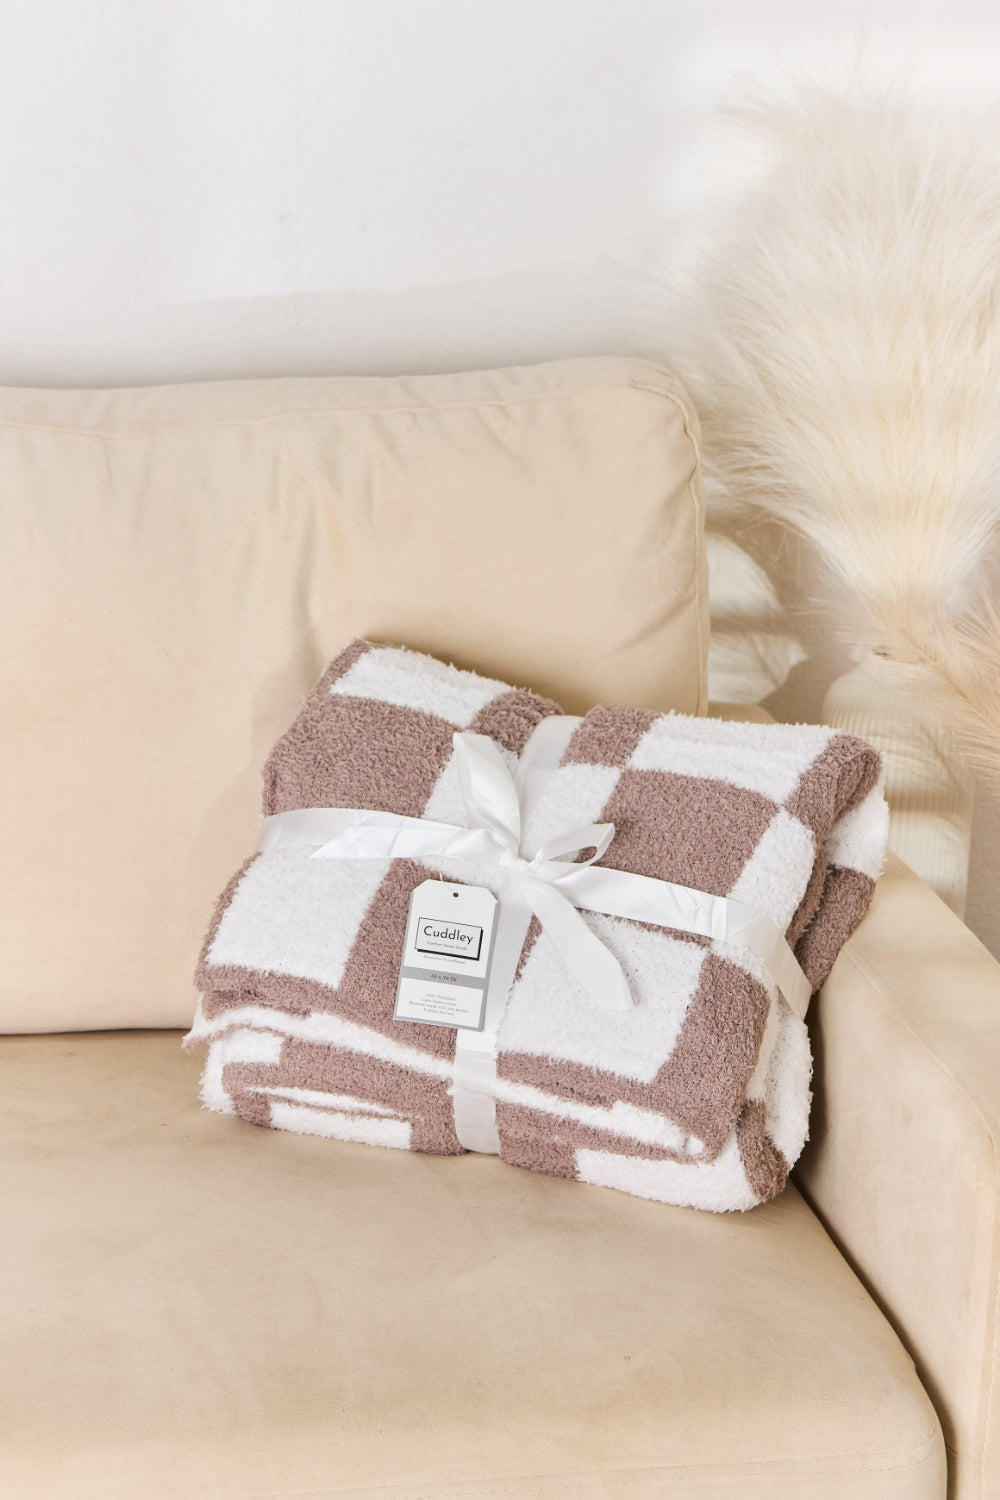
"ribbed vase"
822,649,974,916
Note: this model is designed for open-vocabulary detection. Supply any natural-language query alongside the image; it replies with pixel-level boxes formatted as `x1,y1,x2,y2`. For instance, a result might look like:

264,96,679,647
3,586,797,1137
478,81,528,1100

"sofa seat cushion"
1,1032,944,1499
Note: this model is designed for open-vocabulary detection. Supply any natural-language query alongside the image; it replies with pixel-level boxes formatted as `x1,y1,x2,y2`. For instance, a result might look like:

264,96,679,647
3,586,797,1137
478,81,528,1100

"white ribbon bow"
453,732,633,1011
303,732,634,1012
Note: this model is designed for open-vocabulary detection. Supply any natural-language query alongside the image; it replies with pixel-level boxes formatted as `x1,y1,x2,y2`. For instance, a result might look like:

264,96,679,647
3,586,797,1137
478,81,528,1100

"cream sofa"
2,357,998,1499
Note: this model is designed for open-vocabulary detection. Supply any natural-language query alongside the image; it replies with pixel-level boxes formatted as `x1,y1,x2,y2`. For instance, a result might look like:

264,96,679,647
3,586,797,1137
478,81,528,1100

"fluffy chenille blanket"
185,639,887,1212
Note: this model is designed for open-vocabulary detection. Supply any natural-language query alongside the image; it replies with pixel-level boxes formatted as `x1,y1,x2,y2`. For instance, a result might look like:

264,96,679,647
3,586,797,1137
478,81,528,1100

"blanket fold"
186,639,887,1212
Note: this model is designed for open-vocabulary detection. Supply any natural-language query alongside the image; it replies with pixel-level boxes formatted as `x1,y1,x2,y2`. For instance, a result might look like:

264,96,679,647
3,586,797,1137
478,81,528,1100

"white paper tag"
393,880,499,1031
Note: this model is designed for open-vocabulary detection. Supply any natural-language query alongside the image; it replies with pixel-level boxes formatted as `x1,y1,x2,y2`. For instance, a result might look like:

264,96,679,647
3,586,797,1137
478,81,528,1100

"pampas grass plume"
676,83,1000,786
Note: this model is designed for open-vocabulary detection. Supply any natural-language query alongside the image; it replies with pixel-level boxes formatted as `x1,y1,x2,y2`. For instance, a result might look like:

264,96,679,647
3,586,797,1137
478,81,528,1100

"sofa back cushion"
1,357,707,1031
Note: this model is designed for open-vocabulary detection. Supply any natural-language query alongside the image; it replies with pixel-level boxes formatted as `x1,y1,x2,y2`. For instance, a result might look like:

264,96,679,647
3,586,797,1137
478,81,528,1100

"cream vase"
822,649,975,916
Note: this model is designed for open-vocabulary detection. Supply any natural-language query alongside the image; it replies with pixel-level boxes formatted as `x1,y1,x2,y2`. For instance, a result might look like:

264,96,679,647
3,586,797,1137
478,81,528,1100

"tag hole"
452,891,459,898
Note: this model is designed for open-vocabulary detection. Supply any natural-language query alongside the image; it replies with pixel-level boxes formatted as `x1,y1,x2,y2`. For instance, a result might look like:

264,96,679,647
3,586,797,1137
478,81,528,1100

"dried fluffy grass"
675,83,1000,786
911,600,1000,786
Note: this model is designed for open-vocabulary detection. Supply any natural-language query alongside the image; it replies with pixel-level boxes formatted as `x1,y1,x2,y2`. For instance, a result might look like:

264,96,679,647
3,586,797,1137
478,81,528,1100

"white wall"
4,0,998,951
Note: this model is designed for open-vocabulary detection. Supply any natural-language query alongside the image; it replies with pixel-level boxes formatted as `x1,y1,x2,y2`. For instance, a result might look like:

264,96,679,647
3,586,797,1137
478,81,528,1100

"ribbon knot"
496,847,532,876
449,732,632,1011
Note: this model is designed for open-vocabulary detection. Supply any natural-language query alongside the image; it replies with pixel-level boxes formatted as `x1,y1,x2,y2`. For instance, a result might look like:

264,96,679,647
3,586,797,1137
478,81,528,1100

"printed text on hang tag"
393,880,498,1031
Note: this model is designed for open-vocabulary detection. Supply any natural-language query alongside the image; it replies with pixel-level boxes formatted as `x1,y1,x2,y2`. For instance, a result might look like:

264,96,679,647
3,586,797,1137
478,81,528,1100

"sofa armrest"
795,853,1000,1500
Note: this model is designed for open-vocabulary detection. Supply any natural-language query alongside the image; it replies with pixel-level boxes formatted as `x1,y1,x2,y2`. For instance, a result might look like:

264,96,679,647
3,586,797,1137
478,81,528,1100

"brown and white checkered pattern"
185,640,885,1212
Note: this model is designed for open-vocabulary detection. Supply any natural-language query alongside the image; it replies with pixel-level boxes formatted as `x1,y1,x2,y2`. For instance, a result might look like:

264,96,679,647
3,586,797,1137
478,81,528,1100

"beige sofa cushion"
0,358,707,1032
0,1031,944,1498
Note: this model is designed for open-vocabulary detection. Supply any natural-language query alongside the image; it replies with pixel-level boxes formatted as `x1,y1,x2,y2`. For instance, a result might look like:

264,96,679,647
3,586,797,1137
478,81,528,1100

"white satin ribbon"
255,726,812,1023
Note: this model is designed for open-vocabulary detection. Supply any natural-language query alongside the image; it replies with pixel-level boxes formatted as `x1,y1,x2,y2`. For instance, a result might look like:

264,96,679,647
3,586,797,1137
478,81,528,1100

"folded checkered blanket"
184,639,887,1212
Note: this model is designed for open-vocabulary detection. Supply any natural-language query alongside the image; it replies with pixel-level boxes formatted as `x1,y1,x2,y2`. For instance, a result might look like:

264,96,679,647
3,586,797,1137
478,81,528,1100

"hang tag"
393,880,498,1031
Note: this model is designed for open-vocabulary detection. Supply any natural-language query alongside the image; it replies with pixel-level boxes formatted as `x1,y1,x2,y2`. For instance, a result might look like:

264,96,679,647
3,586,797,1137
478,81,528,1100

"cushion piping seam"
218,1427,944,1498
0,370,692,440
638,374,710,715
